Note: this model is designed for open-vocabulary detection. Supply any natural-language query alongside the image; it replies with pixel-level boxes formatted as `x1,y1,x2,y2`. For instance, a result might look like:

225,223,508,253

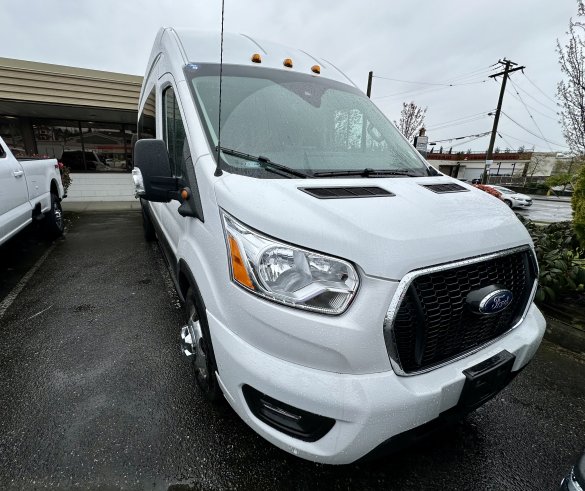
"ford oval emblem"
479,289,514,314
466,285,514,315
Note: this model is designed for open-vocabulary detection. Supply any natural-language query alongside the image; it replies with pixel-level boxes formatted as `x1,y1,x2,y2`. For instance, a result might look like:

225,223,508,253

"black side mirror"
133,139,178,202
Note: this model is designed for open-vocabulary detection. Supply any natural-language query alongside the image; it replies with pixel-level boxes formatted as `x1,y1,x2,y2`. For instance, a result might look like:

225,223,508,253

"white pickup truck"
0,136,65,246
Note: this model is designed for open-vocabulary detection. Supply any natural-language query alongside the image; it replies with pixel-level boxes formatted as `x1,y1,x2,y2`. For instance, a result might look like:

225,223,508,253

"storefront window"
33,120,86,168
0,117,26,156
79,122,129,172
124,124,137,170
29,119,136,172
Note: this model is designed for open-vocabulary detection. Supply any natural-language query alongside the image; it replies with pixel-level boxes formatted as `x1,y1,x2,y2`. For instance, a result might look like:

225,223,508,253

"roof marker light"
251,53,262,63
311,65,321,74
283,58,293,68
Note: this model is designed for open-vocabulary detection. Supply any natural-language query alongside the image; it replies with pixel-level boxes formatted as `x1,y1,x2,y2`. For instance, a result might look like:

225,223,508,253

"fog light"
243,385,335,442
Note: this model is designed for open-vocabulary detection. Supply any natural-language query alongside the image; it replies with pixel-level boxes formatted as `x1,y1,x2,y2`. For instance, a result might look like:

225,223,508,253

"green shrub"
545,173,573,189
573,165,585,248
518,216,585,303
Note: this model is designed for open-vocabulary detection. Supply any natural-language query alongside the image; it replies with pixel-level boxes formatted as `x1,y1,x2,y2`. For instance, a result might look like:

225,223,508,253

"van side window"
162,86,188,178
138,86,156,139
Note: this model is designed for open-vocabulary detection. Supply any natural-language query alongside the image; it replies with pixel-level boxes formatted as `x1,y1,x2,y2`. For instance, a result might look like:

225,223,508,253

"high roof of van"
166,28,357,88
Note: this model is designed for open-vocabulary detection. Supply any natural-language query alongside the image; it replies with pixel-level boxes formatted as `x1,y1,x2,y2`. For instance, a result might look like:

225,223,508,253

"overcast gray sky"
0,0,578,152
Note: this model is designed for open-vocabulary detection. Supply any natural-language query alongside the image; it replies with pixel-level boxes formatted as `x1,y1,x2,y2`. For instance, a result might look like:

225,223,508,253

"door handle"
13,170,24,178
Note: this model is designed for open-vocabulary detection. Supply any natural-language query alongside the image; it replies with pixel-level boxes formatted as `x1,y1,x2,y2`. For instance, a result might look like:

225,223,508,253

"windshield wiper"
313,168,418,178
216,146,311,179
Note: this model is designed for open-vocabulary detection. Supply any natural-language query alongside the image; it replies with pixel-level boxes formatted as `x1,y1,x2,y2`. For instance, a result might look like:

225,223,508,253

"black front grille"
386,249,537,374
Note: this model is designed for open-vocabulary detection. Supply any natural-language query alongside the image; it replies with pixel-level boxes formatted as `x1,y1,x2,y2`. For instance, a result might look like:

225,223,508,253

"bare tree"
557,1,585,155
394,102,427,143
523,153,548,177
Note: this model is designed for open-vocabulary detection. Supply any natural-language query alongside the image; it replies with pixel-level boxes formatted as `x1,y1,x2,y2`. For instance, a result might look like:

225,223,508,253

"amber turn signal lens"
228,235,255,289
311,65,321,74
180,188,190,200
251,53,262,63
283,58,293,68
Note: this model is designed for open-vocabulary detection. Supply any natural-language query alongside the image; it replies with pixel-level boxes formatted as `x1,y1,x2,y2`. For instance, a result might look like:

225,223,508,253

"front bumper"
561,452,585,491
209,304,546,464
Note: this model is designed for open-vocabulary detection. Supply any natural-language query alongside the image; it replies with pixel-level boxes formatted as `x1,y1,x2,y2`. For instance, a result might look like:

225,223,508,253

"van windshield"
185,64,430,178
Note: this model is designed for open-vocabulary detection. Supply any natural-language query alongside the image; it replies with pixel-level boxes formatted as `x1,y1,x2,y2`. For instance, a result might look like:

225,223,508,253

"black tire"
44,193,64,239
504,199,513,208
185,287,223,403
141,200,156,241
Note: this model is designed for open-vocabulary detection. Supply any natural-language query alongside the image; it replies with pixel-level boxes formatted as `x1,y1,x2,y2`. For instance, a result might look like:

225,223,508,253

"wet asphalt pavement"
0,211,584,490
516,199,573,223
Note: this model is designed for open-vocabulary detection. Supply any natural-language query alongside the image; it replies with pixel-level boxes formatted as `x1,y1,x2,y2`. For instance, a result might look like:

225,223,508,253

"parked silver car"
489,185,533,209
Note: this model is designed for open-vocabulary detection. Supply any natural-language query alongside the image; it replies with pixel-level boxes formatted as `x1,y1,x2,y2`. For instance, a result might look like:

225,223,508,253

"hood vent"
299,186,395,199
421,183,469,194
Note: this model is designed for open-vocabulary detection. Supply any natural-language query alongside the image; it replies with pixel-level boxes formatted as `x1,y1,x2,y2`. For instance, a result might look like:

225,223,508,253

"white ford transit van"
133,28,545,464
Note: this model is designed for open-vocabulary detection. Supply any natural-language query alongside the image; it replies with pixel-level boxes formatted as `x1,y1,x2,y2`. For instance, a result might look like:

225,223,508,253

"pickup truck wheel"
141,201,155,241
44,193,64,239
185,287,222,403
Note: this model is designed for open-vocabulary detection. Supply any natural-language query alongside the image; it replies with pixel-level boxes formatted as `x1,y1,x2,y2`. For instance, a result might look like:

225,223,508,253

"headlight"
221,212,359,314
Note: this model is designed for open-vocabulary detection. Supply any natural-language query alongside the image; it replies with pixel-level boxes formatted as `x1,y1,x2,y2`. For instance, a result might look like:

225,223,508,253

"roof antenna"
214,0,225,177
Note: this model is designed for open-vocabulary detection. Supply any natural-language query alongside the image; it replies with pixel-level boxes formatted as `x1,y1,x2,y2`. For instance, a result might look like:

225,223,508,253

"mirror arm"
176,185,202,219
149,176,182,201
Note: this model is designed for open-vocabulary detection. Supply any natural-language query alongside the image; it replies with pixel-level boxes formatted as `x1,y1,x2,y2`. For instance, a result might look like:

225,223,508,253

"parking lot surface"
516,198,573,223
0,211,584,490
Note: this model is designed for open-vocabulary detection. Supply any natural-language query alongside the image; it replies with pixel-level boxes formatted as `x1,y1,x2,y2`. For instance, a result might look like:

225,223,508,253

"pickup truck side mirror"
133,139,178,203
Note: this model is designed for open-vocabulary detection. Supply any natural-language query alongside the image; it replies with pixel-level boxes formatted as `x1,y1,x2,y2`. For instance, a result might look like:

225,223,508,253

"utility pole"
366,71,373,98
481,59,525,184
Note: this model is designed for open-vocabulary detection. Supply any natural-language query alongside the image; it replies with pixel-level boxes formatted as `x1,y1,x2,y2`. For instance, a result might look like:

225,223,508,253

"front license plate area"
460,350,516,411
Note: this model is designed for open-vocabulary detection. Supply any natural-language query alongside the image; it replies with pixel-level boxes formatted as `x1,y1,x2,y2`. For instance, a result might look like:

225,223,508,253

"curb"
62,200,141,212
542,313,585,355
528,196,572,203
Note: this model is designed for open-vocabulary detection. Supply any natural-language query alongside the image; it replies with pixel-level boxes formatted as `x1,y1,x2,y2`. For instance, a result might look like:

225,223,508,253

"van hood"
213,174,533,280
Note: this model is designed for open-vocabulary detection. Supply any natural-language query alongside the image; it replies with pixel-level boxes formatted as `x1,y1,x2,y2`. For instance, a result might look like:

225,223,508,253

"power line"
373,77,489,100
430,131,491,144
428,115,490,132
508,78,554,152
511,81,558,113
374,65,492,85
426,110,494,130
497,131,519,150
501,111,569,148
523,73,558,104
372,84,453,100
505,87,558,121
370,65,494,98
443,66,497,83
450,133,491,149
499,131,537,147
372,75,488,87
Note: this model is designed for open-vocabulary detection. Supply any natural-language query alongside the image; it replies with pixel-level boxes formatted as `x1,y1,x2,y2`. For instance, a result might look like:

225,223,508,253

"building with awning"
0,57,145,201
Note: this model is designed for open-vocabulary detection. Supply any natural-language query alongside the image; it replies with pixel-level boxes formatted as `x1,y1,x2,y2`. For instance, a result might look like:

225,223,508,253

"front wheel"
183,287,223,402
504,199,513,208
44,193,64,239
